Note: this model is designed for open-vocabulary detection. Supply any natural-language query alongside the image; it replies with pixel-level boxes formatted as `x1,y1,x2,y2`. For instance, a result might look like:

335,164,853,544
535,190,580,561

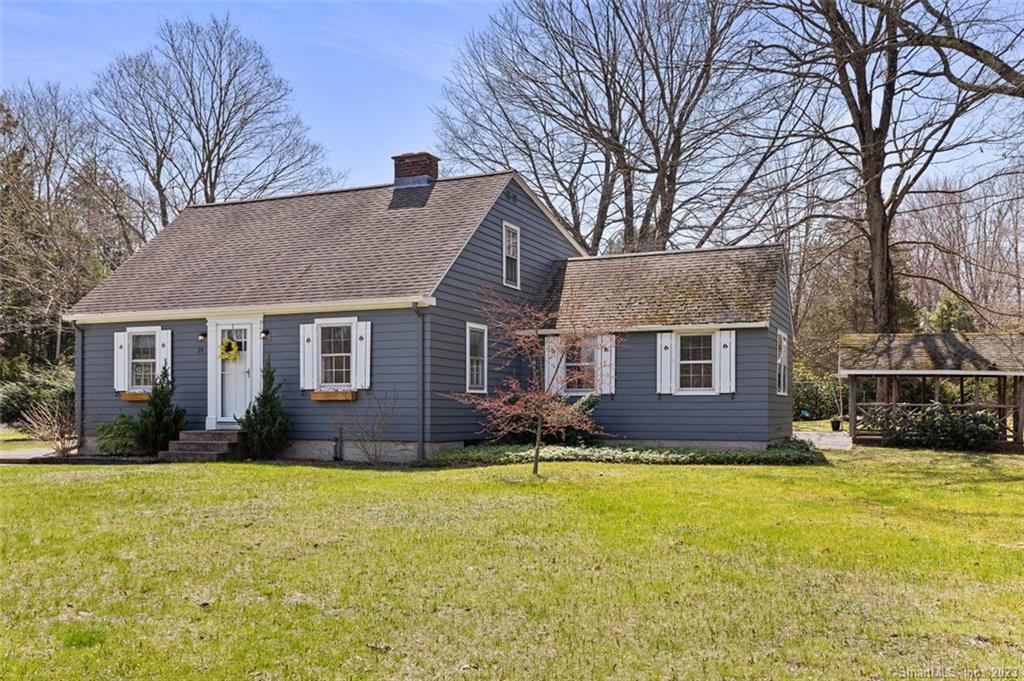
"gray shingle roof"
68,171,515,316
839,333,1024,374
542,244,785,330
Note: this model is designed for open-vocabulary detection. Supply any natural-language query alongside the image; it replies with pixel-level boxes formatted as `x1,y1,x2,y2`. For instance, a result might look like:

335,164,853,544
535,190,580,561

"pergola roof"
839,333,1024,376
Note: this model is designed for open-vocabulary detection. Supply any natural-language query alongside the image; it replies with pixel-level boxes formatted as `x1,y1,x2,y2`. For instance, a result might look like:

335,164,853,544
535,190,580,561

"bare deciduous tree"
92,15,340,228
852,0,1024,98
754,0,1017,333
340,391,398,465
1,83,140,362
437,0,803,254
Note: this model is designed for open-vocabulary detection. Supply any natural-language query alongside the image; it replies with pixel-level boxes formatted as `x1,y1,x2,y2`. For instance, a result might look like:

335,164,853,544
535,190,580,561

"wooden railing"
854,402,1017,440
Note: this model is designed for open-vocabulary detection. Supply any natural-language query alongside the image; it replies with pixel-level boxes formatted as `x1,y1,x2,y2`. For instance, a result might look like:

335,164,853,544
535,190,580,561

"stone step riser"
179,430,242,443
167,441,233,455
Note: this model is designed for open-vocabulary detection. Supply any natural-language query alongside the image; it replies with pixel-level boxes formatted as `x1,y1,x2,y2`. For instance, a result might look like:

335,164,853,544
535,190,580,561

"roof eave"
64,295,437,325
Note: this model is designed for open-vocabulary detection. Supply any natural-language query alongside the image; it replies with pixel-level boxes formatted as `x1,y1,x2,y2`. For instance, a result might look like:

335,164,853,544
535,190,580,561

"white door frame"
205,315,263,430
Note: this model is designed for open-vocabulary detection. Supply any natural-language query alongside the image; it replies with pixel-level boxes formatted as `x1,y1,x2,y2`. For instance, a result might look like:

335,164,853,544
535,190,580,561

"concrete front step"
179,429,242,443
159,430,247,462
168,440,233,455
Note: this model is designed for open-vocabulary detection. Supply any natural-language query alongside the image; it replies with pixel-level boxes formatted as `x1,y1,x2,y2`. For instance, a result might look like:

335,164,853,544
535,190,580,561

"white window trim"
673,331,717,396
502,221,521,290
126,325,161,392
315,317,357,390
465,322,488,393
563,338,598,396
777,331,789,396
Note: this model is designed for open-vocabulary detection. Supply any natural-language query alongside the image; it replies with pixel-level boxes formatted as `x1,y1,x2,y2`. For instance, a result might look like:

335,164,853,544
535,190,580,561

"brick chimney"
392,152,439,188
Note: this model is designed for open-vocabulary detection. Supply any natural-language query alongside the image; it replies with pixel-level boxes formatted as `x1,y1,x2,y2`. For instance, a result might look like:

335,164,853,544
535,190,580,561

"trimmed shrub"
135,367,186,456
792,362,842,420
97,414,140,456
881,402,1002,451
414,439,827,468
0,363,74,425
236,358,291,459
561,393,601,446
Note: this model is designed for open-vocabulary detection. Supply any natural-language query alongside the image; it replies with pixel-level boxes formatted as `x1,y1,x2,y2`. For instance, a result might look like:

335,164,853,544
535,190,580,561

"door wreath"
218,336,241,362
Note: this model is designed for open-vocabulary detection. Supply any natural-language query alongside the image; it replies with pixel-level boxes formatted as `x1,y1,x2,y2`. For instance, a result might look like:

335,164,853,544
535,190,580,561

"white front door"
206,317,263,430
219,324,252,420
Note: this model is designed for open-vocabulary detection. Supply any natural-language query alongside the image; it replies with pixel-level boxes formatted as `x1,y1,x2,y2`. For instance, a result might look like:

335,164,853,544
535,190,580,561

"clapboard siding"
80,310,423,441
428,179,582,441
262,310,421,441
592,330,771,441
767,261,795,439
80,319,208,434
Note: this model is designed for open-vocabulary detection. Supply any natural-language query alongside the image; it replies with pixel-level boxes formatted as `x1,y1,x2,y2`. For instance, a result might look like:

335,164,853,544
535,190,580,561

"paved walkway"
0,447,59,462
794,430,853,451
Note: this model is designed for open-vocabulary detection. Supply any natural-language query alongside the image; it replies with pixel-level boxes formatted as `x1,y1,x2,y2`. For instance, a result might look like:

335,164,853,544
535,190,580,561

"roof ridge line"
567,242,784,262
188,169,516,209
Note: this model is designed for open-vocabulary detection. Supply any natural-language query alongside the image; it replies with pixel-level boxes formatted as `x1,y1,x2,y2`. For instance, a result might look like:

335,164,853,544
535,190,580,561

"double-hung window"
466,323,488,393
129,331,157,389
564,340,596,394
776,331,789,395
677,333,714,392
319,322,354,388
502,222,520,289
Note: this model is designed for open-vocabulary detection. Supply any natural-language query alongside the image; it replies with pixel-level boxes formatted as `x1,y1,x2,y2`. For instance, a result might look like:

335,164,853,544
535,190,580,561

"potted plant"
830,415,843,431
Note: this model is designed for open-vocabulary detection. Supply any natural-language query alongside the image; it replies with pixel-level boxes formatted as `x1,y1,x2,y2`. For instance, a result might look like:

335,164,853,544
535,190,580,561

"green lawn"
0,428,46,453
1,447,1022,678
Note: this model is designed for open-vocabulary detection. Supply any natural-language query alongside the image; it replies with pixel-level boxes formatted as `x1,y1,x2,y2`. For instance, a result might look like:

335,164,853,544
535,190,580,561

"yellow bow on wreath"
218,336,241,362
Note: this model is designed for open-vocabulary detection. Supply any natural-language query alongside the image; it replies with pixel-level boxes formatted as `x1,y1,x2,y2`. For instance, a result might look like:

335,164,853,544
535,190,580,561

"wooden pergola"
838,333,1024,448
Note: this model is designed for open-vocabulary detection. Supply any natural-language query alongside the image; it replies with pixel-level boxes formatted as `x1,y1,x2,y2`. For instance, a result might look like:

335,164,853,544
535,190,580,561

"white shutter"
355,321,372,390
595,334,616,395
656,332,674,394
299,323,316,390
113,331,128,391
717,330,736,394
156,328,172,379
544,336,564,394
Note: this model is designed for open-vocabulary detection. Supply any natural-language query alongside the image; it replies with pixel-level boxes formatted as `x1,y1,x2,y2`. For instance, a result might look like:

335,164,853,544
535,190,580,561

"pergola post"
1015,376,1023,446
998,376,1008,438
848,376,858,440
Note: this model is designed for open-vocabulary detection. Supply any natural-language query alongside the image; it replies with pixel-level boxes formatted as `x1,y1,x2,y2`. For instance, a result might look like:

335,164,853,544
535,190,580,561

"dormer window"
502,222,520,289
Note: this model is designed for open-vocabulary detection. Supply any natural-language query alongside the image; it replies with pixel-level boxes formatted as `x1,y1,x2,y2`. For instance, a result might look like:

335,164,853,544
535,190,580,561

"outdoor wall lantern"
197,332,208,343
260,329,271,340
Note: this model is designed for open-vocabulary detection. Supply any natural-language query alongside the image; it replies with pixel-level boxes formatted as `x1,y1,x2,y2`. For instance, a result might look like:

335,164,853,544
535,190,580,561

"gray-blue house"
65,152,793,461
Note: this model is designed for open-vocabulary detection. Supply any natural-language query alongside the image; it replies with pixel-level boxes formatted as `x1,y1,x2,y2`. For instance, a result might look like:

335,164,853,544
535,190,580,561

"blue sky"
0,1,501,186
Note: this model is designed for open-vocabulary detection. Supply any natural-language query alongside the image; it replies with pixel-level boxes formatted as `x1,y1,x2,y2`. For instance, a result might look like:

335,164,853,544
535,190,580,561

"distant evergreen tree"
237,357,291,459
135,366,186,455
922,293,976,332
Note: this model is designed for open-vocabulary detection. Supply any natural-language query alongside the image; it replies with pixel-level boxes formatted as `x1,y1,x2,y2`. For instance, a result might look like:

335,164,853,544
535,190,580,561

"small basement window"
503,222,520,289
130,332,157,389
677,333,714,392
466,323,488,393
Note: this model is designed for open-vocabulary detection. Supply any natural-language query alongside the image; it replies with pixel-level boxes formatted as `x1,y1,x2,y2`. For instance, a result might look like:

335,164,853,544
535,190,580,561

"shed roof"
67,171,522,318
541,243,785,330
839,333,1024,375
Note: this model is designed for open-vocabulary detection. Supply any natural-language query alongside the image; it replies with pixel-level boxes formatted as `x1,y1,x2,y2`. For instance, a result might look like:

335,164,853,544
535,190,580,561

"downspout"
413,303,426,460
73,322,84,453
